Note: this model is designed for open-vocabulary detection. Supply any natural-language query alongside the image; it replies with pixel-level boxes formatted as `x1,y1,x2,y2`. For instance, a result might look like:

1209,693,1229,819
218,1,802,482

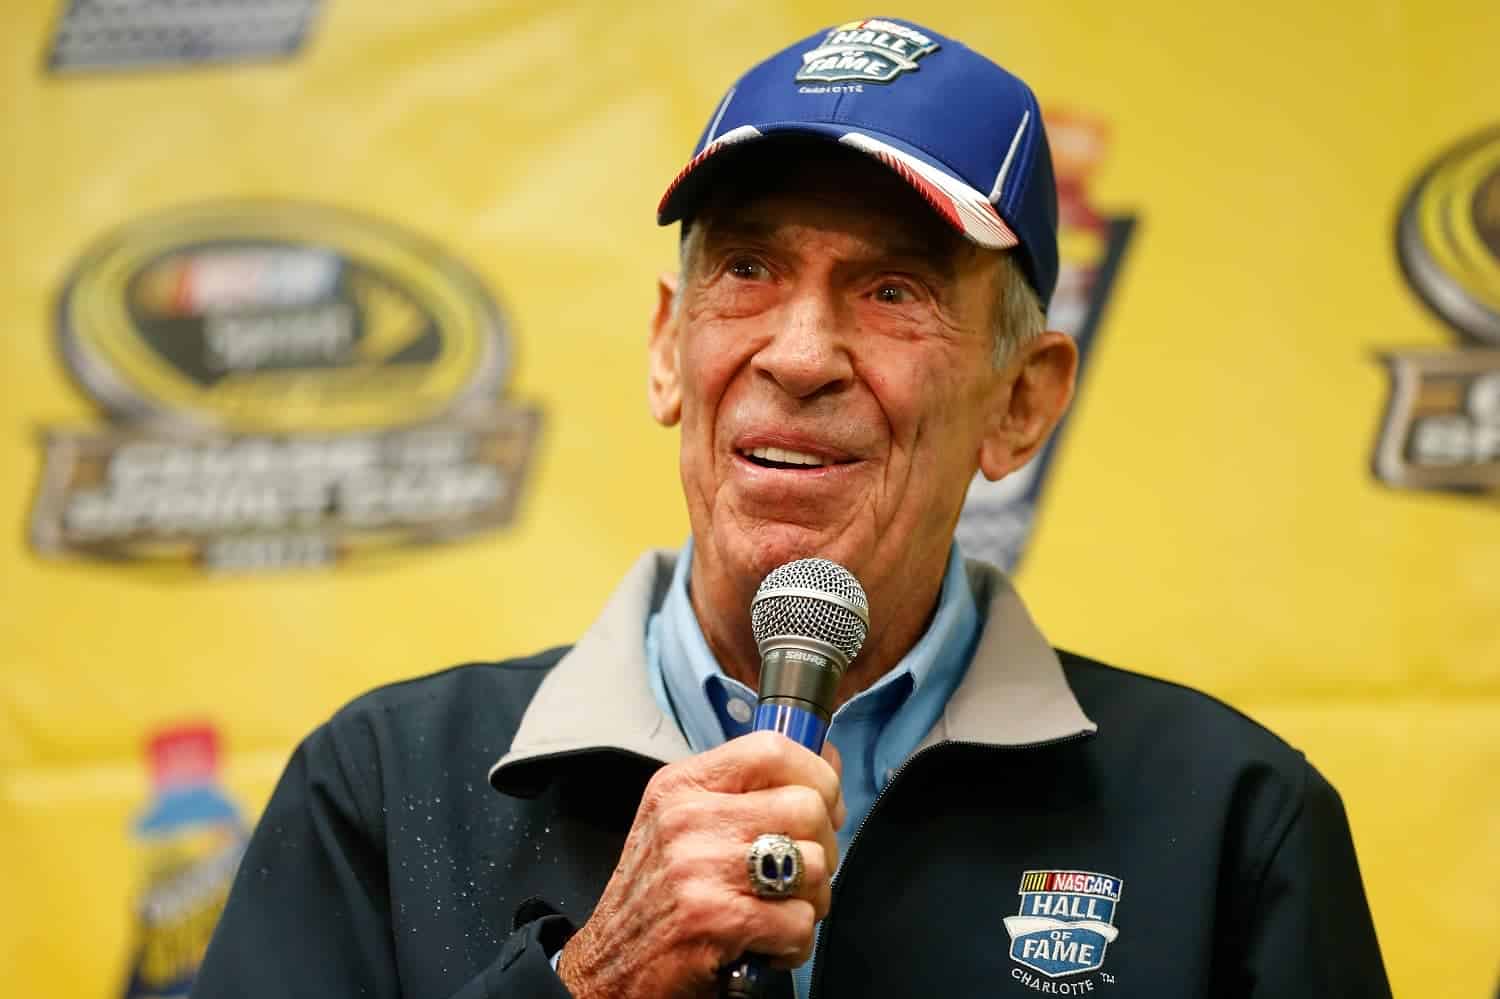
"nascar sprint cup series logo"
1376,125,1500,495
31,202,541,572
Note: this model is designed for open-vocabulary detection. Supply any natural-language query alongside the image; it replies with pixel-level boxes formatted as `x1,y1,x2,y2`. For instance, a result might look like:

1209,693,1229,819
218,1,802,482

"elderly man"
196,18,1390,999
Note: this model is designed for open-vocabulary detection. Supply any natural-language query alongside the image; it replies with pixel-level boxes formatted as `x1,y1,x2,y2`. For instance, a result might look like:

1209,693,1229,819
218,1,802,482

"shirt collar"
647,540,752,754
647,540,980,753
490,550,1096,795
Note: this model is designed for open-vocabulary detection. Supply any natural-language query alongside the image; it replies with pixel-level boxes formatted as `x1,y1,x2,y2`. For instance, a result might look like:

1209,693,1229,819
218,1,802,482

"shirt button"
726,697,754,725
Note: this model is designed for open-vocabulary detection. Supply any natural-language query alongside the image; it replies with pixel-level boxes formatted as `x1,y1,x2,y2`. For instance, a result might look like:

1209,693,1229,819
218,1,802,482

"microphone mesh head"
751,558,870,665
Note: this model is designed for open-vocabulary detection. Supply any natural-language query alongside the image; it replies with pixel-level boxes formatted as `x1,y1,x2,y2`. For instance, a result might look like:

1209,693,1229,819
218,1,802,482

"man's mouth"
739,445,839,470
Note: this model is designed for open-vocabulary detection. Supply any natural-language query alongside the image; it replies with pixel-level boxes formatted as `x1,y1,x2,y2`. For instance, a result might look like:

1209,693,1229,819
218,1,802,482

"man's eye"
874,283,914,304
728,258,769,281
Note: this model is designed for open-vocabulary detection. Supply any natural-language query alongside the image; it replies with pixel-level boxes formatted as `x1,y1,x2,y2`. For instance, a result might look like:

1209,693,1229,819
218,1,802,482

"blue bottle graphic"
123,724,247,999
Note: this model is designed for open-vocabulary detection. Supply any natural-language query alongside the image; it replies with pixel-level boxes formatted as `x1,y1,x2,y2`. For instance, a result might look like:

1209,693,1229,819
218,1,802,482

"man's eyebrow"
879,243,960,282
700,219,779,245
704,221,962,281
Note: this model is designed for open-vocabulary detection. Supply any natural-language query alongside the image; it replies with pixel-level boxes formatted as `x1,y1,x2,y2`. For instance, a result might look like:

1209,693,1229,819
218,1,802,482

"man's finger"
793,840,833,920
743,898,819,969
719,785,839,866
820,741,848,829
821,739,843,779
685,731,842,816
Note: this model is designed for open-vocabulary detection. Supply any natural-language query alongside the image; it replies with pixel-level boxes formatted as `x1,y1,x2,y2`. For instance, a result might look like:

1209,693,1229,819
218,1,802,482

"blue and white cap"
658,17,1060,308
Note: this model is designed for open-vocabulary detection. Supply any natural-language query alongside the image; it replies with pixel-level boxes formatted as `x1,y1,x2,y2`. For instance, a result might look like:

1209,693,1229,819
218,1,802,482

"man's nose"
751,292,854,400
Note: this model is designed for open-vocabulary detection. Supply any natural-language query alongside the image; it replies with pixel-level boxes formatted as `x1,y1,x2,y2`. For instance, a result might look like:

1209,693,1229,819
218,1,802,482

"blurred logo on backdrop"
46,0,322,74
123,725,246,999
1376,125,1500,495
956,109,1136,571
31,201,542,572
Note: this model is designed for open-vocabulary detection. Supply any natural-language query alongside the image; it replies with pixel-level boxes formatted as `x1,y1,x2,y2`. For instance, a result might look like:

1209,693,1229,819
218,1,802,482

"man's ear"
977,331,1079,481
648,271,682,427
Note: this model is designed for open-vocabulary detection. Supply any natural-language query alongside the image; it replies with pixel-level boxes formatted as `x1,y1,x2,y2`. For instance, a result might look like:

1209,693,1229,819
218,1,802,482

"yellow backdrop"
3,2,1497,996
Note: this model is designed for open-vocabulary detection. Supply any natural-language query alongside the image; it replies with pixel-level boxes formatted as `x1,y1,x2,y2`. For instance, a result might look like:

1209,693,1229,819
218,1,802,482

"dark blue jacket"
195,554,1390,998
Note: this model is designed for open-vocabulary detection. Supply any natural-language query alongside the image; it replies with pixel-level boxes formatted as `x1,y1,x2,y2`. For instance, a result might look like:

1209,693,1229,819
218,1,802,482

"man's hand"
556,732,846,999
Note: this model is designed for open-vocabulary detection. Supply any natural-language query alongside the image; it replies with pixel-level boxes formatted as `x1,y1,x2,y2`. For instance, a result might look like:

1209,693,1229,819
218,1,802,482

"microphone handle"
719,697,831,999
751,701,830,753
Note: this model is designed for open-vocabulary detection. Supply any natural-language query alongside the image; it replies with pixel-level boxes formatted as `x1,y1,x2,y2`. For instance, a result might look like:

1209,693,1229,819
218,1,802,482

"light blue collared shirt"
645,540,981,996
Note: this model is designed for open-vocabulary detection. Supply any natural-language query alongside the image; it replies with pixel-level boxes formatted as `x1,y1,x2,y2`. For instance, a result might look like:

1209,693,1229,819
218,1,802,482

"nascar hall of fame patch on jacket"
46,0,323,74
1004,870,1123,987
30,201,542,573
957,110,1136,572
1375,124,1500,495
795,18,940,85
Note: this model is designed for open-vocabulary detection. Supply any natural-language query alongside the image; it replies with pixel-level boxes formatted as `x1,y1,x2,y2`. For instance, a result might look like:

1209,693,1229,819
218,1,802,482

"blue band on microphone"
752,703,829,753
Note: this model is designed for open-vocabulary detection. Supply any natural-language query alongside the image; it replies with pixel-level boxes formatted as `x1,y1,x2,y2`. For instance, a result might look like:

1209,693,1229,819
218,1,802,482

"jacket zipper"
806,732,1094,999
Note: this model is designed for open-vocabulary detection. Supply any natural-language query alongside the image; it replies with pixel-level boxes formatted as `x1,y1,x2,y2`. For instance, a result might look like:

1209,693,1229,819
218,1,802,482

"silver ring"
746,833,804,899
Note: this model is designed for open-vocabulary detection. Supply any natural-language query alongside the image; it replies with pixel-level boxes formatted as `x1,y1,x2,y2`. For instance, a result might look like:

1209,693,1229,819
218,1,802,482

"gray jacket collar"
490,550,1095,794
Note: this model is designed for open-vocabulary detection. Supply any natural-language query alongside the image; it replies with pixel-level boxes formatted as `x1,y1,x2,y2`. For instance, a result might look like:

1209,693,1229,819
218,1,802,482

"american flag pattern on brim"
656,124,764,217
656,126,1019,251
838,133,1019,249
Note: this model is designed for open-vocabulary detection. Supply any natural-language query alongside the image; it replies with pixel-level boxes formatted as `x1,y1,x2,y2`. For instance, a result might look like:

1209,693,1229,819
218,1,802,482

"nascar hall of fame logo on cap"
1375,125,1500,495
957,110,1136,572
1004,870,1123,985
46,0,323,74
30,201,542,573
795,18,940,85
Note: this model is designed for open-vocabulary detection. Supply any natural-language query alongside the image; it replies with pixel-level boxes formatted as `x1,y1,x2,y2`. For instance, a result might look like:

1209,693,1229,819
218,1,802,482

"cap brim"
657,122,1019,250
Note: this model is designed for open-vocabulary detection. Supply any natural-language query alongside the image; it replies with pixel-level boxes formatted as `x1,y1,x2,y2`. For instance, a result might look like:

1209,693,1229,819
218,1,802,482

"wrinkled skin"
558,733,844,997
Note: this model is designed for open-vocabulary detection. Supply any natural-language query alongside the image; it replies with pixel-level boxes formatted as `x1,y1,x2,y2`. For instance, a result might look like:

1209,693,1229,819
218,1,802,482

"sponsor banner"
3,7,1498,999
1376,125,1500,496
32,412,539,571
1375,351,1500,491
30,201,541,572
46,0,323,73
123,725,247,999
1396,126,1500,346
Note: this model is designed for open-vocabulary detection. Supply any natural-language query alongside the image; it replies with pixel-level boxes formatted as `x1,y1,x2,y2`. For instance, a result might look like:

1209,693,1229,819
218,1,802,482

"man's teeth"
746,446,832,467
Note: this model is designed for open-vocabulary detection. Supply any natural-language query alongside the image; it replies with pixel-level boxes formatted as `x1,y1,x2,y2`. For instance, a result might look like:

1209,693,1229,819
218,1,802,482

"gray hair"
991,252,1046,369
677,226,1044,369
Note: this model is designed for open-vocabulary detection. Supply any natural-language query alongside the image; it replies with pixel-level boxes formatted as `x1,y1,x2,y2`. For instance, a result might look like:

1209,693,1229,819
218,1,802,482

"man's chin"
708,521,867,589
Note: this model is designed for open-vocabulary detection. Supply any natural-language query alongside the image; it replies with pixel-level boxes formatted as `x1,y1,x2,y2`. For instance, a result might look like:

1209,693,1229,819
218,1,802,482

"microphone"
721,558,869,999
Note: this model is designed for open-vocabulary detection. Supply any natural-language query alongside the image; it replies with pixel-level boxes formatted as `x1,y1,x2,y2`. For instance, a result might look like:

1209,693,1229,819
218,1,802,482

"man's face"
650,147,1022,602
